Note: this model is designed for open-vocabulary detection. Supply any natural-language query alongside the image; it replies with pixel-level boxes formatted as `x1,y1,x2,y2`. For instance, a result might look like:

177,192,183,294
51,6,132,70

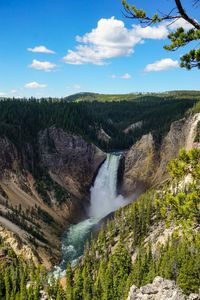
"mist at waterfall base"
53,153,130,277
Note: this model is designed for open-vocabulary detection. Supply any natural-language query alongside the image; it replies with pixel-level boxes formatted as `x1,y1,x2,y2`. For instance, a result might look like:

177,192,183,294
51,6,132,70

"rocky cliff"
38,127,106,200
127,277,199,300
120,133,158,196
0,127,105,268
121,113,200,197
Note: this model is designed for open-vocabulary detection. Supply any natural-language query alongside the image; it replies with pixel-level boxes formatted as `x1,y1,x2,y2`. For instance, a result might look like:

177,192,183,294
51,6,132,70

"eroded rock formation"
127,276,199,300
121,113,200,197
38,127,106,199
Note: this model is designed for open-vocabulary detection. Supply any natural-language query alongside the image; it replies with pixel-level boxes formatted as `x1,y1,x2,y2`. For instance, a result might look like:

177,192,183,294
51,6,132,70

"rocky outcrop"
127,276,199,300
121,113,200,197
0,137,21,178
124,121,143,134
0,223,39,265
38,127,106,199
121,133,158,196
97,128,111,143
154,113,200,181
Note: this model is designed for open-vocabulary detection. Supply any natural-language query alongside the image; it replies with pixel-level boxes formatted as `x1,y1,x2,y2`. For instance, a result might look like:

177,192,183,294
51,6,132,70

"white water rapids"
53,153,129,276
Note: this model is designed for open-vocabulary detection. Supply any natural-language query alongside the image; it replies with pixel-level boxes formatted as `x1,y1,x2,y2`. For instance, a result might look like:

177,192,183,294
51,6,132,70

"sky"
0,0,199,98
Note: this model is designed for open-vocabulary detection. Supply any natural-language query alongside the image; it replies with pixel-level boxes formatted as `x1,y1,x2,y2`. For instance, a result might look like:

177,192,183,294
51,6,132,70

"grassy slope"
64,90,200,102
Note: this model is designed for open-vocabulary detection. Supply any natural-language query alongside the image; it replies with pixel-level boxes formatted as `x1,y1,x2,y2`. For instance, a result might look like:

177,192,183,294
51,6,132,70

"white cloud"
67,84,82,91
0,92,6,97
29,59,57,72
168,18,194,31
145,58,179,72
28,45,55,54
121,73,132,79
133,24,168,39
112,73,132,79
73,84,81,90
63,17,169,65
25,82,47,89
10,89,17,94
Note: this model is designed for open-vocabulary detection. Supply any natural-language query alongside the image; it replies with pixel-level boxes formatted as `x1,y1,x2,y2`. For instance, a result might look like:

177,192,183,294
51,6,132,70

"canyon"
0,111,199,271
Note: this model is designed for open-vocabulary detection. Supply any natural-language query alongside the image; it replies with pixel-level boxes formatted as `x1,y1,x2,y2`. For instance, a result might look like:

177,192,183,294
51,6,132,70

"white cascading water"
89,153,125,219
53,153,128,276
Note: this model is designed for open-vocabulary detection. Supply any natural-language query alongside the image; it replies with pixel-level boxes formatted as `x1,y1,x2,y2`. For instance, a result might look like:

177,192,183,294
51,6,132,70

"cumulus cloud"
25,82,47,89
112,73,132,79
133,24,168,39
0,92,7,97
144,58,179,72
63,17,169,65
28,45,55,54
29,59,57,71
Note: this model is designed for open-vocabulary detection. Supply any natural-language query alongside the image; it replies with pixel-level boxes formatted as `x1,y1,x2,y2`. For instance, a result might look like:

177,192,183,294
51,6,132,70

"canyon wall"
0,128,105,268
121,113,200,197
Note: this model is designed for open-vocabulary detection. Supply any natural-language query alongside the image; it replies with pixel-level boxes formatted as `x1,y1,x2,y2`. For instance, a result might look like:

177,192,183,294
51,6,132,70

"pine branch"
175,0,200,29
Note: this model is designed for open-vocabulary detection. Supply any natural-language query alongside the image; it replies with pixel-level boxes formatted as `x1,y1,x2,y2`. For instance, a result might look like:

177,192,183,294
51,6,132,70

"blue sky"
0,0,199,97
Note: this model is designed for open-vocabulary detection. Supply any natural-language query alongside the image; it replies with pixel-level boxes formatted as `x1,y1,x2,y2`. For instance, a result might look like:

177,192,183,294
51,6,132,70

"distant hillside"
64,90,200,103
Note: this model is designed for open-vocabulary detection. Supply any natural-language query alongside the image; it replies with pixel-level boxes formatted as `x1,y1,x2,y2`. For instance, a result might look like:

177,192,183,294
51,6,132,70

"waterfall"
53,153,128,276
89,153,125,219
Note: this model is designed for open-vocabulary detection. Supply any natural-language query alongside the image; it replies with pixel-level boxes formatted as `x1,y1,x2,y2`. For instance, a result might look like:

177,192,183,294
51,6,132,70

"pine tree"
56,285,64,300
82,261,93,300
5,267,11,300
19,273,27,300
73,268,83,300
0,272,5,299
66,264,73,300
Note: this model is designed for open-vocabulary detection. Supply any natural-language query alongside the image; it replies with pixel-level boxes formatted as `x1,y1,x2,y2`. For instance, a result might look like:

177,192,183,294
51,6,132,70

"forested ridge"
64,91,200,102
0,93,196,152
0,148,199,299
